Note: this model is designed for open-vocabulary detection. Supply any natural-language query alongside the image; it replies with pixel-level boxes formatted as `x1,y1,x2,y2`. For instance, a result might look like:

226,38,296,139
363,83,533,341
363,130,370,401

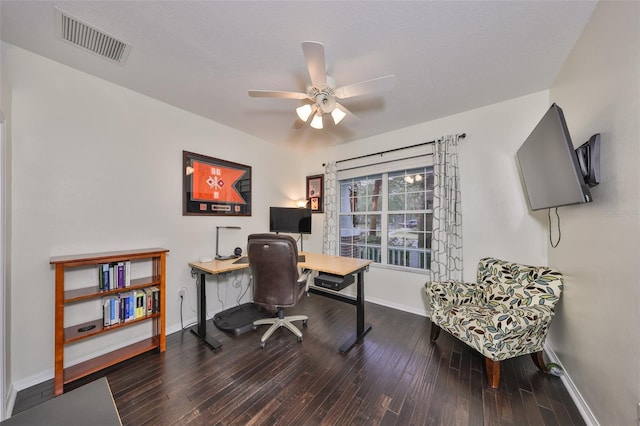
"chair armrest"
426,280,477,309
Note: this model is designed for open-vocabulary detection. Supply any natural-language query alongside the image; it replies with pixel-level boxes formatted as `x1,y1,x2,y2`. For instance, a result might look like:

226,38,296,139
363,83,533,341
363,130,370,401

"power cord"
216,274,224,310
236,271,251,305
180,293,184,329
548,207,561,248
179,293,196,330
179,277,198,331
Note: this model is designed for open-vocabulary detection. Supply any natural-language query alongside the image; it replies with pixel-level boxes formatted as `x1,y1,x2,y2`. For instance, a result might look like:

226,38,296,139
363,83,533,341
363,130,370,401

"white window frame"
337,155,434,273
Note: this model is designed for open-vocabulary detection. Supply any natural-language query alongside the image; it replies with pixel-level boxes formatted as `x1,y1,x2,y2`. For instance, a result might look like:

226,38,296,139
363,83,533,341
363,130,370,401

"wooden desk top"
189,251,372,277
188,258,249,275
298,252,372,276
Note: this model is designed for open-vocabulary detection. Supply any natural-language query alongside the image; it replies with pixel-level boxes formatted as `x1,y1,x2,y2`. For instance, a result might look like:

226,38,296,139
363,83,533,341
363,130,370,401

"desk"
187,258,247,350
188,252,372,353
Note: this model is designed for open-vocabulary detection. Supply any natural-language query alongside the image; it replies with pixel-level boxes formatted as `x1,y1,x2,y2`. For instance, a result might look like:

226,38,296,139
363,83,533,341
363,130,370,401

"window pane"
339,176,382,213
406,192,426,210
388,194,405,210
426,190,434,210
339,166,433,270
339,214,381,262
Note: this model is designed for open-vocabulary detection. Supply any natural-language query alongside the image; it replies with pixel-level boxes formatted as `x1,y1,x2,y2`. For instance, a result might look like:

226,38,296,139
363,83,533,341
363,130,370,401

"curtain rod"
328,133,466,166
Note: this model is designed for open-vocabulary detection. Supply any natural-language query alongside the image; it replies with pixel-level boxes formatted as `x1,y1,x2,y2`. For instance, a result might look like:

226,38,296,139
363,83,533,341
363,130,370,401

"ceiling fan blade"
335,102,358,123
334,75,396,99
248,90,308,100
291,118,306,130
302,41,327,87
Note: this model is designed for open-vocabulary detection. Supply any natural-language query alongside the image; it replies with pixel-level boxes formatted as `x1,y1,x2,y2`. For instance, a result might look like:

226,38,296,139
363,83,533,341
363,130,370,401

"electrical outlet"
179,287,186,298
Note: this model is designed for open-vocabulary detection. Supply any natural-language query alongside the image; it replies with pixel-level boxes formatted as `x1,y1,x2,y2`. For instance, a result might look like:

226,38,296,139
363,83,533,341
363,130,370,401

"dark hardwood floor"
13,294,585,425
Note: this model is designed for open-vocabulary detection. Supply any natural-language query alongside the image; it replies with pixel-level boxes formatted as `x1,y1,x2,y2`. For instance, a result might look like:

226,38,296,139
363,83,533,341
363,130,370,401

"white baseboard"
4,382,16,418
364,295,429,318
11,369,52,394
544,343,598,426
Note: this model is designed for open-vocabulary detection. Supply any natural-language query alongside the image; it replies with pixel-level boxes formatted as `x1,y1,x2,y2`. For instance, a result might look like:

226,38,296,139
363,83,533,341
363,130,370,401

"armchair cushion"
426,257,563,362
427,280,477,310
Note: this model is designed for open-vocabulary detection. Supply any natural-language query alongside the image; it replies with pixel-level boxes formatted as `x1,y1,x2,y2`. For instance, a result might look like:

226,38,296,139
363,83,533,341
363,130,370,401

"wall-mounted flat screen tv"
517,103,592,211
269,207,312,234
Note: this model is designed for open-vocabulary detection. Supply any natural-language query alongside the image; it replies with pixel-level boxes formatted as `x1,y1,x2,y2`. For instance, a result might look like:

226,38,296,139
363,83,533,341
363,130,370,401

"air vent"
55,8,131,65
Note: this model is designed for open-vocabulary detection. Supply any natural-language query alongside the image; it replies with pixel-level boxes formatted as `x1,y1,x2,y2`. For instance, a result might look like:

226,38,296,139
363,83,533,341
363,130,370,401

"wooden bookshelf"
50,248,168,396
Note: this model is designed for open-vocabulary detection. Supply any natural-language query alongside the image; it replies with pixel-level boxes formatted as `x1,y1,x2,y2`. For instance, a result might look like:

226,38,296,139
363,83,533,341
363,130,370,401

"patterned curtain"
431,134,463,282
322,161,339,255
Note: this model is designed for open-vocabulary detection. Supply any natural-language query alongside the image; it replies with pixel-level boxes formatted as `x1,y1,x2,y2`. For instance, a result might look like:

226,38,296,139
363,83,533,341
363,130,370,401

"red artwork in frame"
183,151,251,216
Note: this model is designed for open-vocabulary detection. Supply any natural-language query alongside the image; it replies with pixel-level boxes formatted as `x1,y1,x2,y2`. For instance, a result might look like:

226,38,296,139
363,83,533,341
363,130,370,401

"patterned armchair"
425,257,563,388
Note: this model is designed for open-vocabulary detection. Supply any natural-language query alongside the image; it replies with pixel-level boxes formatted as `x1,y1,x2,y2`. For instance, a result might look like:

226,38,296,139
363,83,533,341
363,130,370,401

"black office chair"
248,233,308,348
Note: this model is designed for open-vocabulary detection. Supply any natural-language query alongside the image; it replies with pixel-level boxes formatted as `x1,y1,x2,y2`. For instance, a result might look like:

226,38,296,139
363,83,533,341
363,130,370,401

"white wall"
547,2,640,424
0,43,13,419
2,43,307,388
310,91,551,315
5,4,638,423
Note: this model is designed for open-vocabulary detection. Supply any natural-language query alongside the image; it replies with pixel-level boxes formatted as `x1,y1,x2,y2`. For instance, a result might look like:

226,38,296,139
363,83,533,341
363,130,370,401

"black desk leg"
189,271,222,350
339,269,372,353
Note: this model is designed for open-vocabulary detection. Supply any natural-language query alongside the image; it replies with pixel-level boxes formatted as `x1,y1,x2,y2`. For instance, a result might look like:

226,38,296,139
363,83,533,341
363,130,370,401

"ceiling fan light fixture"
331,108,346,125
249,41,395,131
310,113,323,130
296,104,313,122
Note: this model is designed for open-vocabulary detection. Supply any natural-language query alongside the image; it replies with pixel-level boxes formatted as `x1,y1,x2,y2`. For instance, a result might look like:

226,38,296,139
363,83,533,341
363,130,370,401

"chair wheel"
302,319,308,328
259,341,266,349
252,325,257,331
297,336,303,343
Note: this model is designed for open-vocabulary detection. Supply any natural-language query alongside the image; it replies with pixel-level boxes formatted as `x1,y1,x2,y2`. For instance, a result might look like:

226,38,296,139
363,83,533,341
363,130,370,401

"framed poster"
306,174,324,213
183,151,251,216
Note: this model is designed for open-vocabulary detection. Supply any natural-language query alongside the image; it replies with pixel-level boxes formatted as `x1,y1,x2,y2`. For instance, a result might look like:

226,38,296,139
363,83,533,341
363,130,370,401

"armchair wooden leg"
531,351,547,373
485,358,500,388
429,324,441,342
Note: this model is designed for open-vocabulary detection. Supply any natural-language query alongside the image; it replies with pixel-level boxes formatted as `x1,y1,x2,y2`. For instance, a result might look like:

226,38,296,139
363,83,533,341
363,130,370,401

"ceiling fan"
248,41,395,130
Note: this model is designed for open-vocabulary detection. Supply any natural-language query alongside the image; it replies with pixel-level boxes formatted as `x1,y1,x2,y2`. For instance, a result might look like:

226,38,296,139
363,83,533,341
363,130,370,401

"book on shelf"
119,291,134,322
98,260,133,292
125,260,131,287
110,296,119,325
103,298,111,326
150,286,160,313
144,288,153,315
134,289,146,318
98,263,110,291
108,265,115,291
103,296,119,326
117,262,125,289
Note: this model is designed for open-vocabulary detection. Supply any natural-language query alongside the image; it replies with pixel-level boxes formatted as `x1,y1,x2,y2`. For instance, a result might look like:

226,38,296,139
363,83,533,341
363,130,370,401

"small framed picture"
306,174,324,213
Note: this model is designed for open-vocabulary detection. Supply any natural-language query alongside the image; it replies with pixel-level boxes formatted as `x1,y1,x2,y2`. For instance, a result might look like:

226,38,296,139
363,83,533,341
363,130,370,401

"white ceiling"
0,1,597,149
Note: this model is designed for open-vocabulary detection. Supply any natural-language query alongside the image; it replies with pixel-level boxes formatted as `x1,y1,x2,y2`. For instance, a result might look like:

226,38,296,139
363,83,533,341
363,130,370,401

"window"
338,165,434,271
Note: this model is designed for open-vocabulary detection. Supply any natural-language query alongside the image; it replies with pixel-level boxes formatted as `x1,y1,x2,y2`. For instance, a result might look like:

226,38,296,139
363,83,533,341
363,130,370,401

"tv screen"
517,103,592,211
269,207,312,234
